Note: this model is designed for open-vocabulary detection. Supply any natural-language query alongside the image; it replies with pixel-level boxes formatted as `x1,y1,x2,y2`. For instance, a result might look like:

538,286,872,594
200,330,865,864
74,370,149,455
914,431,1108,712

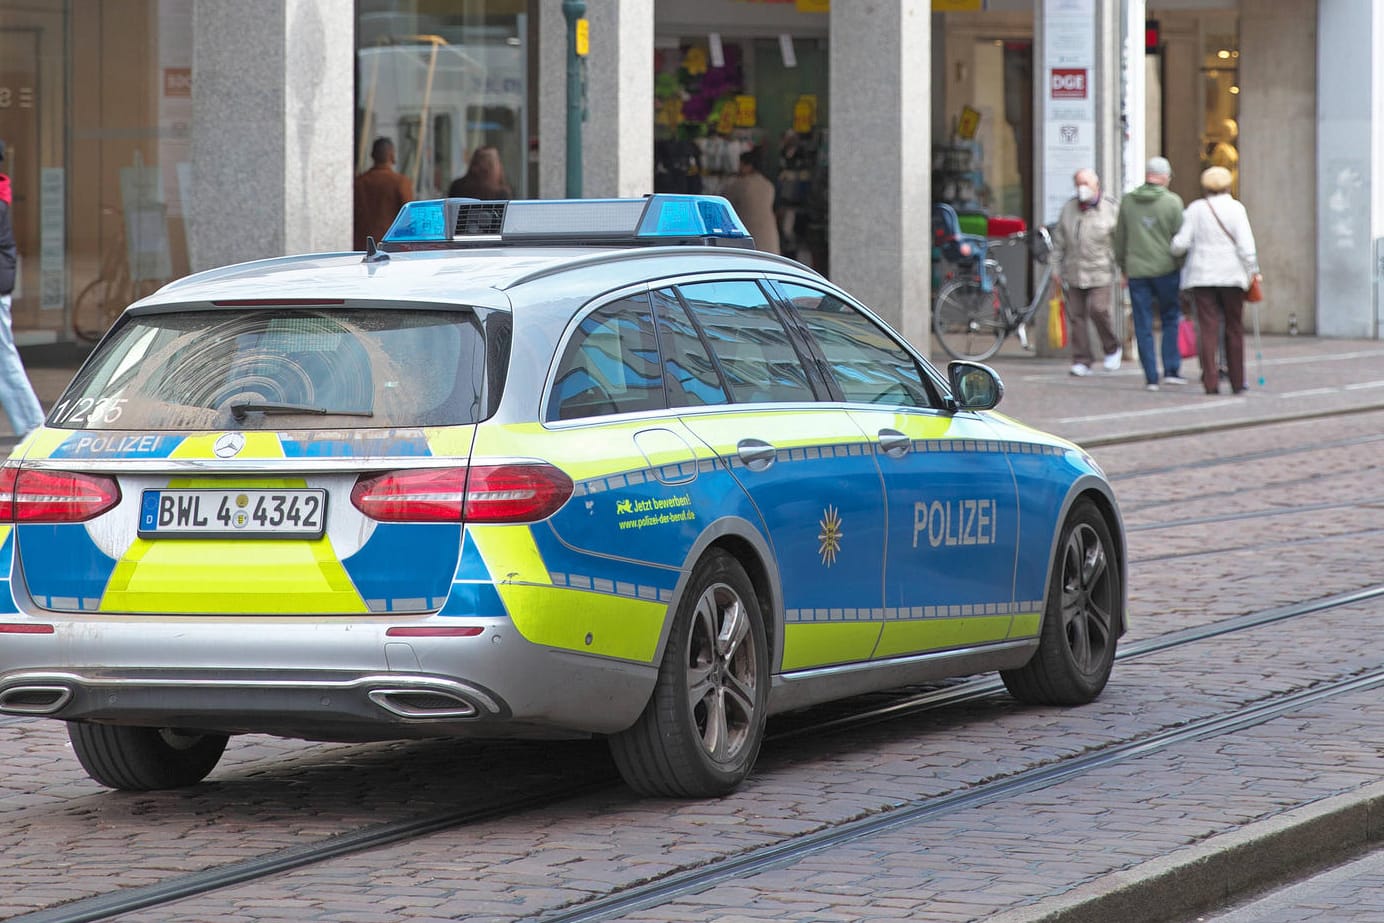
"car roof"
134,244,821,313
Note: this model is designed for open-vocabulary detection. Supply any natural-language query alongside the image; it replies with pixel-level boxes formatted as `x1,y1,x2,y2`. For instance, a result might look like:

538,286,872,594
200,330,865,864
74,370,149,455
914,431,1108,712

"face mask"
1076,184,1096,203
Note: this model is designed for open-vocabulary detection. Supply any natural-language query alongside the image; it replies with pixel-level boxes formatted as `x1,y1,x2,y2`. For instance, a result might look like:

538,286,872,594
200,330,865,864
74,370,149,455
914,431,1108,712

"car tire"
67,722,229,791
609,550,769,798
1001,498,1120,706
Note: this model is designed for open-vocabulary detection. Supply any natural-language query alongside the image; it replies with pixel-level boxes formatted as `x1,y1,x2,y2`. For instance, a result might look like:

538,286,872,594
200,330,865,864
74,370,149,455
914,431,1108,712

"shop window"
1200,27,1239,194
356,2,528,200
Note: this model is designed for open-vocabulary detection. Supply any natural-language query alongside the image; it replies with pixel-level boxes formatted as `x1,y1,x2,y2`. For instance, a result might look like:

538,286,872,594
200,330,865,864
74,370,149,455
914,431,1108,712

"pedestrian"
1113,156,1187,391
1170,165,1261,395
448,145,513,201
721,149,780,254
0,142,46,440
353,137,414,251
1050,167,1122,377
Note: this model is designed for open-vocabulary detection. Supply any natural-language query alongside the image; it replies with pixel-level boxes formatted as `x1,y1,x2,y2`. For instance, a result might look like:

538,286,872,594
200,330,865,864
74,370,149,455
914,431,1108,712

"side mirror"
947,361,1004,411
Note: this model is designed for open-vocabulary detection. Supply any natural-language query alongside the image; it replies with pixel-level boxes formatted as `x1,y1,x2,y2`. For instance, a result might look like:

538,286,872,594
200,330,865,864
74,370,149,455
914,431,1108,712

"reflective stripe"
1007,612,1042,638
99,535,369,614
874,616,1015,659
782,623,883,671
170,432,286,460
494,583,664,662
467,524,553,588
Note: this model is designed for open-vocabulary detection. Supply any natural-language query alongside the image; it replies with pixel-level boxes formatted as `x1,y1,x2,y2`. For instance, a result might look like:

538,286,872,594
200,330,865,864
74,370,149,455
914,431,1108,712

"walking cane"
1251,300,1265,387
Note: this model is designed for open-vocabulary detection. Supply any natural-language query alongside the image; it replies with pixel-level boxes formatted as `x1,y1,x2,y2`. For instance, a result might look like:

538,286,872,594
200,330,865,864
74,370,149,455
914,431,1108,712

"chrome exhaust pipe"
0,685,74,715
368,687,480,719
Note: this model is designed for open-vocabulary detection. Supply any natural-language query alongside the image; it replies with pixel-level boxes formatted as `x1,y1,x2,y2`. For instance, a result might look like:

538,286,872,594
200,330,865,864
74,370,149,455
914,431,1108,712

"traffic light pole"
563,0,587,197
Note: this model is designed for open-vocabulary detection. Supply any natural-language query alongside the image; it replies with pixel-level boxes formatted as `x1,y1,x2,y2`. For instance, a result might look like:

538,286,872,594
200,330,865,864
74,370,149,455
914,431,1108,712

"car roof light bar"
381,195,753,249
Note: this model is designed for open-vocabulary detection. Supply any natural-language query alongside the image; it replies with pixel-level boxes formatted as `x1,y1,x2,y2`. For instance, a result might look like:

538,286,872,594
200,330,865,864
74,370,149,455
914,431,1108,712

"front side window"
777,283,937,408
549,294,666,421
53,307,493,430
676,280,816,404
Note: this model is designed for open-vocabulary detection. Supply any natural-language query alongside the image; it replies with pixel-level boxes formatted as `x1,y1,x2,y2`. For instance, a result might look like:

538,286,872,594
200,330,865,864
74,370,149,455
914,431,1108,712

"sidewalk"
981,333,1384,446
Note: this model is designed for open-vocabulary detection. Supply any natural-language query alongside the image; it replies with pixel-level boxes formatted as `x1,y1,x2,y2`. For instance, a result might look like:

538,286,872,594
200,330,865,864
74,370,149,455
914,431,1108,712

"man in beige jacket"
723,151,781,255
1050,167,1121,377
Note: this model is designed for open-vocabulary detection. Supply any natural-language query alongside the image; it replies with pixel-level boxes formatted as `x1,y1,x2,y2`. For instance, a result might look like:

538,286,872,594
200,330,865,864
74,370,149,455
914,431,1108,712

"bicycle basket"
1028,226,1053,264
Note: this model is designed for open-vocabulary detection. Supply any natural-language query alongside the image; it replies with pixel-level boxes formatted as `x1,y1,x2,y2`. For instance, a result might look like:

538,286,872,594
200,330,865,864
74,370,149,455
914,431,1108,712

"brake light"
0,467,121,523
463,464,574,523
352,468,468,522
350,464,574,523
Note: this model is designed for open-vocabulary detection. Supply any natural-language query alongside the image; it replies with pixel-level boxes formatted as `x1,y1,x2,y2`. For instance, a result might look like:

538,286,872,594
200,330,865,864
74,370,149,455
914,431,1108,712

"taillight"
463,464,574,523
0,467,121,523
351,465,574,523
352,468,468,522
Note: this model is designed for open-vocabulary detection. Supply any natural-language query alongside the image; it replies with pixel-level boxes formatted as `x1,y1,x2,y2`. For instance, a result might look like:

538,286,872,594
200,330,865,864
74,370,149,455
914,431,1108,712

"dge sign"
1050,68,1087,99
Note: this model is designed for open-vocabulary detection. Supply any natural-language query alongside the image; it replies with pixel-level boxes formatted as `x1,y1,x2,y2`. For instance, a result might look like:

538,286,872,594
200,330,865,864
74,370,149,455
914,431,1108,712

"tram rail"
8,584,1381,923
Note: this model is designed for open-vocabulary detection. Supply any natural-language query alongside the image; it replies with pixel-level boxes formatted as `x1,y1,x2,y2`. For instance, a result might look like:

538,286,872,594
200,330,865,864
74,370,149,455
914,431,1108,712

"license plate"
139,489,327,538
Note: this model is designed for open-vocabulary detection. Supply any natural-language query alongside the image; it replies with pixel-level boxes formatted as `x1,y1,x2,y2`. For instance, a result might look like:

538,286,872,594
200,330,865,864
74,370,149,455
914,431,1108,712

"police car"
0,195,1125,798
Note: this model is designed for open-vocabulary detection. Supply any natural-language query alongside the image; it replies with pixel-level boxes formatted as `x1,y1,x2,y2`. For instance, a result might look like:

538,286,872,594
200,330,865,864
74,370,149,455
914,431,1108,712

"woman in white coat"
1170,166,1262,395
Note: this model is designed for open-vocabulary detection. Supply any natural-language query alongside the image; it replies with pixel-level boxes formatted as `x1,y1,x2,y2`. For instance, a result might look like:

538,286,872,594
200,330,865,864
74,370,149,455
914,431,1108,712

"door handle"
736,438,778,471
878,429,912,458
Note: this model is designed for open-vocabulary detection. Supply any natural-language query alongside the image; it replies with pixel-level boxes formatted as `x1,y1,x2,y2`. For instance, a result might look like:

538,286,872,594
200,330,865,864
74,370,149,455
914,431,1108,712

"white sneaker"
1070,363,1092,377
1103,347,1123,371
1145,383,1160,392
1163,375,1188,385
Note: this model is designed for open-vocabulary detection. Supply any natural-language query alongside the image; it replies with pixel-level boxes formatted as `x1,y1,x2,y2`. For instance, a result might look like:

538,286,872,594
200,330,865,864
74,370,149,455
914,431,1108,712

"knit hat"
1145,156,1171,177
1200,166,1233,193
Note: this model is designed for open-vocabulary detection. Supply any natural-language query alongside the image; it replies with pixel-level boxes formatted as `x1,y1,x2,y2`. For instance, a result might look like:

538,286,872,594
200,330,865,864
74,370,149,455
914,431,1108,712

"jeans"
0,295,45,439
1127,271,1183,385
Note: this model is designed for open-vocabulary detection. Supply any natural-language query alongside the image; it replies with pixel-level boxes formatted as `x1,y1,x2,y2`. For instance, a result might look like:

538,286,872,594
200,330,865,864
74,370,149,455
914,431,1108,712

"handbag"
1207,201,1263,301
1047,292,1068,349
1245,274,1264,302
1177,316,1198,358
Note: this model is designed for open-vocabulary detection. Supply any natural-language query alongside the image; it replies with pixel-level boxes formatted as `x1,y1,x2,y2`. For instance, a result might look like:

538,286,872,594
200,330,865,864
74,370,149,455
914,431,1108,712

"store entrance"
653,36,829,272
935,38,1034,298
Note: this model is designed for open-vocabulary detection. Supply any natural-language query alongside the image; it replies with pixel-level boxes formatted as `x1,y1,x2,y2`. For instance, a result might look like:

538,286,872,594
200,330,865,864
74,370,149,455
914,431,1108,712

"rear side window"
651,288,727,408
52,308,495,430
549,294,666,421
777,283,937,408
676,280,816,403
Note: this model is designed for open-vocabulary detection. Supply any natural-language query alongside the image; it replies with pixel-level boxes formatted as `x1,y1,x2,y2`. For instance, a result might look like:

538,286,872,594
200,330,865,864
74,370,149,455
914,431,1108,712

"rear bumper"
0,615,656,741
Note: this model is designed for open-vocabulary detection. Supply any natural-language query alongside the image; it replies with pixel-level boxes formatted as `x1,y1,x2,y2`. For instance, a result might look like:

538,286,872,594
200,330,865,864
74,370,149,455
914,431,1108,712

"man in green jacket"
1113,157,1185,391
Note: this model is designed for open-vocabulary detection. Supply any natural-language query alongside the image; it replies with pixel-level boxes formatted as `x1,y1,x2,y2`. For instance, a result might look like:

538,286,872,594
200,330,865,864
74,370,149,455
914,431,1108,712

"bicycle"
72,207,165,343
931,225,1056,362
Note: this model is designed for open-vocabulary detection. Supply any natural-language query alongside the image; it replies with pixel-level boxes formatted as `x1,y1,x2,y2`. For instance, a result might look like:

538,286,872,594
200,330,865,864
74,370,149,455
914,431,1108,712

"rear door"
16,305,495,615
665,280,887,670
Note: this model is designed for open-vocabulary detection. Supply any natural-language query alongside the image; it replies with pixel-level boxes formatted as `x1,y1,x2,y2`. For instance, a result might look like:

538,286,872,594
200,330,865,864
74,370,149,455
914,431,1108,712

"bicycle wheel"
72,277,118,343
933,277,1008,361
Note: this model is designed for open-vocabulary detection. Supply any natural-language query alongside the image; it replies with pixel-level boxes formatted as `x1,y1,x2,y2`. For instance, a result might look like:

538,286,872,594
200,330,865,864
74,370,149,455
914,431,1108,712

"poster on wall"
1042,0,1096,224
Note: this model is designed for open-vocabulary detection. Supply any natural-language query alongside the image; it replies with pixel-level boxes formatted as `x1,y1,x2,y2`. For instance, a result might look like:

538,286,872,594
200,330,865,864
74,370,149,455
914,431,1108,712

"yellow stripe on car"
170,432,287,459
99,536,369,614
470,523,664,662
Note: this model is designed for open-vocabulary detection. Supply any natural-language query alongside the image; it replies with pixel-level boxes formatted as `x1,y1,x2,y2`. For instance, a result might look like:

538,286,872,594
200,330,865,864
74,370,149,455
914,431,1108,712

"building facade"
0,0,1377,352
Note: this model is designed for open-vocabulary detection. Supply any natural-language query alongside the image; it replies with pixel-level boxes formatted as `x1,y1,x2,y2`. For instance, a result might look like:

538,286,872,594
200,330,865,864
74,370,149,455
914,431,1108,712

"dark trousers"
1193,286,1246,394
1065,284,1119,366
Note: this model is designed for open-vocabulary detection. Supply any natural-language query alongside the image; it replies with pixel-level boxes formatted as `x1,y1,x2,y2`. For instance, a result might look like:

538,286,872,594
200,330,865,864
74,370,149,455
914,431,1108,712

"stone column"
539,0,654,199
1314,0,1380,338
187,0,353,271
828,0,931,351
1239,0,1316,336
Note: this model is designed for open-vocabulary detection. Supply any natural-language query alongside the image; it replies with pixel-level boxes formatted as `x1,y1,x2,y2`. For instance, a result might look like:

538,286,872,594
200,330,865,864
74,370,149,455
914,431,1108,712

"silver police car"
0,195,1125,797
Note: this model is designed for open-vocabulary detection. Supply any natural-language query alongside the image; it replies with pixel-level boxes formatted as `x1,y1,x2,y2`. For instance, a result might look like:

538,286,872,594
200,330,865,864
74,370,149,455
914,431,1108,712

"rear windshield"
51,308,503,431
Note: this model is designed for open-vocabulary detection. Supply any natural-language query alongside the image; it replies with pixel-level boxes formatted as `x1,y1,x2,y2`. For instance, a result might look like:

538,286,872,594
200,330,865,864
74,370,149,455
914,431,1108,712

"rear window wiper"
228,401,375,421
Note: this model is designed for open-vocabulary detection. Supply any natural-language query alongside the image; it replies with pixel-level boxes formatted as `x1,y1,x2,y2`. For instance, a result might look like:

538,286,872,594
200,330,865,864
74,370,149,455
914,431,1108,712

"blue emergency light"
381,195,753,249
